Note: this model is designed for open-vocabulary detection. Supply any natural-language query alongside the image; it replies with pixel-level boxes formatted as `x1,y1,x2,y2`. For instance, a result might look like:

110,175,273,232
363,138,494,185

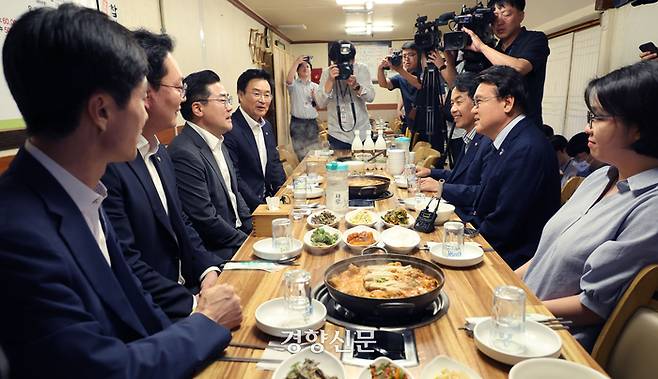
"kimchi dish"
328,262,439,299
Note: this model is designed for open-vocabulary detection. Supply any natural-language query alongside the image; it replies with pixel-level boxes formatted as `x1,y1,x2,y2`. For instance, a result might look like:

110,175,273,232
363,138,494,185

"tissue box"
252,204,293,237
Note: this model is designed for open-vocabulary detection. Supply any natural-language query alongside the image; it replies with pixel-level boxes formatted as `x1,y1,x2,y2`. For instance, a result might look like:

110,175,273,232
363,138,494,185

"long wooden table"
196,155,606,379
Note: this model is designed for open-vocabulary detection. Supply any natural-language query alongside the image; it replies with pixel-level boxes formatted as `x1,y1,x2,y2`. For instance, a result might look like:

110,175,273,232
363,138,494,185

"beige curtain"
272,45,295,148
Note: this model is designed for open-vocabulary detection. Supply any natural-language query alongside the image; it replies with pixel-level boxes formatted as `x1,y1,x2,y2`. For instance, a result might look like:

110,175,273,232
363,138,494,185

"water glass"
492,285,526,354
292,174,307,206
442,221,464,257
283,269,312,320
271,218,292,252
306,162,320,187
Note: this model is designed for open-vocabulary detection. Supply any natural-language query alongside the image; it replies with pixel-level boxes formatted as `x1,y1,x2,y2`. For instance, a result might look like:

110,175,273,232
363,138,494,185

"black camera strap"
335,81,357,133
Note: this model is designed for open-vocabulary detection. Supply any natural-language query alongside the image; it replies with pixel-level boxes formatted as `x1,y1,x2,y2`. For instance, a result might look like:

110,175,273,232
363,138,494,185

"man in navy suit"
0,5,242,377
169,70,253,260
469,66,560,269
224,69,286,212
103,31,224,296
417,73,493,219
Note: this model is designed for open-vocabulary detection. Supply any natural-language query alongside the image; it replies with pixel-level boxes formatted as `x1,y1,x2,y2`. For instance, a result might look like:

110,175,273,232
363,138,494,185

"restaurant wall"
113,0,290,128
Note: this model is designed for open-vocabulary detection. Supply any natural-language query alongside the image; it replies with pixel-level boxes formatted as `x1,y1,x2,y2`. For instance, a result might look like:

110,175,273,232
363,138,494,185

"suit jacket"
224,108,286,211
471,117,560,269
431,133,493,218
0,149,230,378
168,124,253,260
103,144,223,289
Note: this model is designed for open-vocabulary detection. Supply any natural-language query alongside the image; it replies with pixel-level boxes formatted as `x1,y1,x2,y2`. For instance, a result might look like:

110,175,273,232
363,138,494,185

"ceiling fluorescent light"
278,24,307,30
374,0,405,4
345,25,368,34
336,0,365,5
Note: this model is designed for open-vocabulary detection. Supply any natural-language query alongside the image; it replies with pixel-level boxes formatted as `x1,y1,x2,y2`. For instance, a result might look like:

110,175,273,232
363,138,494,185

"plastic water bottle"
325,161,349,215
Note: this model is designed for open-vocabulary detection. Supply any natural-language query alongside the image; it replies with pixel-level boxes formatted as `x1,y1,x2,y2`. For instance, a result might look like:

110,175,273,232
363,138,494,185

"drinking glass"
271,218,292,252
492,285,526,354
292,174,307,207
442,221,464,257
306,162,320,187
283,269,312,321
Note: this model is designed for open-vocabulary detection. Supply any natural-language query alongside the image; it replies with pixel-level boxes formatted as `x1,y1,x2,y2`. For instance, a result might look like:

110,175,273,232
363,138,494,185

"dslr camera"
335,43,354,80
384,50,403,70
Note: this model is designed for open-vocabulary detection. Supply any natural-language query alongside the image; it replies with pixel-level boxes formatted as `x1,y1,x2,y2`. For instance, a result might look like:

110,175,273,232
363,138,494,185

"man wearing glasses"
224,69,286,212
468,65,559,269
102,31,235,313
169,70,253,260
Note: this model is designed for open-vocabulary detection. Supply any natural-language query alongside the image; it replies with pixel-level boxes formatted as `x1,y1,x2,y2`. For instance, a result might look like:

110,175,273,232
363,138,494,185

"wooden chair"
277,145,299,169
420,154,441,169
412,141,431,152
282,162,294,178
388,118,402,135
414,147,441,164
591,265,658,379
560,176,585,205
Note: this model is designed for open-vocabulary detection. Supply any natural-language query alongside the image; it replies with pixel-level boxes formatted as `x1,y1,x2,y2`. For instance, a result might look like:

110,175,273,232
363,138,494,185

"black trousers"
289,116,319,160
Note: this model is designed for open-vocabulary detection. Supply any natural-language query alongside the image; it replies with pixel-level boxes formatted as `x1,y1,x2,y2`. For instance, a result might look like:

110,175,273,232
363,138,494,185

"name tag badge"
339,103,348,125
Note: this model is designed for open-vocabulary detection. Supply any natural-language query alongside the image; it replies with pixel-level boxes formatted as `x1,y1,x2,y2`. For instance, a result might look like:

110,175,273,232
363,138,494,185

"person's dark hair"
132,29,174,90
401,41,417,51
453,72,478,99
566,132,590,157
236,69,272,94
328,40,356,63
542,124,554,138
585,60,658,159
297,60,313,72
492,0,526,11
550,135,568,152
180,70,221,121
476,65,528,114
2,4,147,139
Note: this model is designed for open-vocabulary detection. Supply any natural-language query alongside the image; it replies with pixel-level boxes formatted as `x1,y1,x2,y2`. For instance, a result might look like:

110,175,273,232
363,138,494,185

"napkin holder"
252,204,293,237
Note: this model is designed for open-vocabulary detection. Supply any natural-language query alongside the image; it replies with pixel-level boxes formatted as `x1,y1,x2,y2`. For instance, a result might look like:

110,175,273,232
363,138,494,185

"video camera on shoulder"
330,41,356,81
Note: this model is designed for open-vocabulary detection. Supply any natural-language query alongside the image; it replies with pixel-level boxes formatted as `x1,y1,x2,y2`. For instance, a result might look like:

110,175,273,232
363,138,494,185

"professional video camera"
334,43,354,80
413,16,443,53
437,1,496,73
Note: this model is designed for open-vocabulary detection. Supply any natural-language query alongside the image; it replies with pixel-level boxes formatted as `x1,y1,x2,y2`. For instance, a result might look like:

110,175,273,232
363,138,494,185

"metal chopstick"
216,355,284,364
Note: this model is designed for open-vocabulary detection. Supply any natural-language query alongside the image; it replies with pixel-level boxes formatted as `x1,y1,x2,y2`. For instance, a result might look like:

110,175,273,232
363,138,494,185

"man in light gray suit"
168,70,252,260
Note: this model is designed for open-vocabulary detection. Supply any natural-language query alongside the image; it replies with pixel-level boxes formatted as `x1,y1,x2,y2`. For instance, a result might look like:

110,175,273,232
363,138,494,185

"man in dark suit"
224,69,286,212
0,5,241,377
169,70,253,259
103,31,224,294
417,73,493,218
469,65,560,269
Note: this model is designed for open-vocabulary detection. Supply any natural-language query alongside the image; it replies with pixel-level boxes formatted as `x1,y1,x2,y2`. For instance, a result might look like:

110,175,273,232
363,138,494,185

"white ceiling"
238,0,597,42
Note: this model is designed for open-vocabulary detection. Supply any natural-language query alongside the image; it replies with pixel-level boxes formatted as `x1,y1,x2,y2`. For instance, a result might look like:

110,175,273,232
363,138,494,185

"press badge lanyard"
335,81,357,132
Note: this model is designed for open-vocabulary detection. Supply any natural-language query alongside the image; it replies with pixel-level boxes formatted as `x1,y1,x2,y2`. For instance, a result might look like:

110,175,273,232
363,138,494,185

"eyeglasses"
199,94,233,107
250,91,272,101
473,95,499,108
160,82,187,98
586,110,614,126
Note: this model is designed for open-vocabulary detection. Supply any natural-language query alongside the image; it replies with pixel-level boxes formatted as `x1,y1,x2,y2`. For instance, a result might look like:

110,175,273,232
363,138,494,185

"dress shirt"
288,78,319,119
187,122,242,228
524,166,658,350
24,140,110,266
462,128,477,153
137,135,169,214
240,107,268,176
493,114,526,150
315,62,376,144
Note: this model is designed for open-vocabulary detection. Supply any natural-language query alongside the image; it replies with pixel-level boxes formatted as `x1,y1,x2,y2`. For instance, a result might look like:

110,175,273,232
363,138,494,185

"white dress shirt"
240,107,268,176
137,135,169,214
493,114,526,150
25,140,111,266
187,122,242,228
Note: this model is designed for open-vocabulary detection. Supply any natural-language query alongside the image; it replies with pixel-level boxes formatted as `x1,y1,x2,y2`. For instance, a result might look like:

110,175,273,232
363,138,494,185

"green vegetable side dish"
310,228,339,247
286,358,337,379
382,208,410,226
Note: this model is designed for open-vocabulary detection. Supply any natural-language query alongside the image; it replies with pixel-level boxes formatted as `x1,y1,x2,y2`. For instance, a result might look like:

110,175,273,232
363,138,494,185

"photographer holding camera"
450,0,549,127
316,40,375,150
286,55,319,160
